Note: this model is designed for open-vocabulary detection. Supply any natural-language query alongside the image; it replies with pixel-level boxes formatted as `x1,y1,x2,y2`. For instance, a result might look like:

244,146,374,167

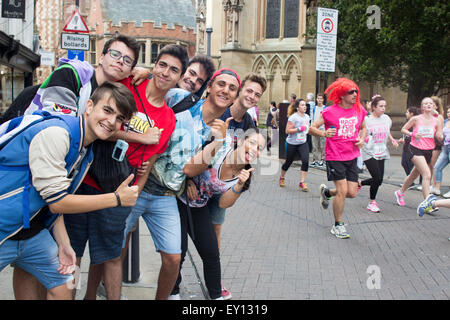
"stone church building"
195,0,411,129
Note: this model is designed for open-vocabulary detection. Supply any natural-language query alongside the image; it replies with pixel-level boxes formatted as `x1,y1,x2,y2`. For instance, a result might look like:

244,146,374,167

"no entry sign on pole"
316,7,338,72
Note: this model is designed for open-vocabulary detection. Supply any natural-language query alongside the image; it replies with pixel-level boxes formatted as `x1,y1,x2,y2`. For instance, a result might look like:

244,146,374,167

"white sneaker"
443,190,450,198
366,201,380,213
96,282,127,300
430,186,441,195
168,293,181,300
330,224,350,239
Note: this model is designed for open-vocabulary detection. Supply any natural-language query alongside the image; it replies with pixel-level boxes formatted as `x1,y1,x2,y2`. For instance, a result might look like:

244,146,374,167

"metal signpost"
315,7,338,101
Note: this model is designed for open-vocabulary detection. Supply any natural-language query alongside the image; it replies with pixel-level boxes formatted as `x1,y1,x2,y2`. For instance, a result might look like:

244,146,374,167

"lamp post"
206,28,212,57
206,0,212,57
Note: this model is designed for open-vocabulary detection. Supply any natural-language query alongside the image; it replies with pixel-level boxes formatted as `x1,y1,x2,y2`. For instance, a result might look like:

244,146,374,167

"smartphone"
112,139,129,162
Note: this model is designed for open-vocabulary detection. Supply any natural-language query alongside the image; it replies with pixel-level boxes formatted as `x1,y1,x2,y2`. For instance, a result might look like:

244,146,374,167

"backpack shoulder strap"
172,93,199,114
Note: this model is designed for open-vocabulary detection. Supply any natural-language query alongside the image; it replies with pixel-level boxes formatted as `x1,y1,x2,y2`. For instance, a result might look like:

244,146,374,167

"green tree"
315,0,450,106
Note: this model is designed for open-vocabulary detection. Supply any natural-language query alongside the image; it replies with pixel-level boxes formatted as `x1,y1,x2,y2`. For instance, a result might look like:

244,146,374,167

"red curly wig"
324,77,362,112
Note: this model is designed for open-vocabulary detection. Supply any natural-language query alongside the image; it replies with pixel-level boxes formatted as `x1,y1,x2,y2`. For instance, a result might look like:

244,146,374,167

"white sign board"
316,7,338,72
61,33,90,51
40,50,55,66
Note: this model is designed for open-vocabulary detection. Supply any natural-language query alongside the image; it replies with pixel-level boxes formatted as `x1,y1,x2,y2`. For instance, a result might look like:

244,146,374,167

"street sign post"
68,50,85,61
63,8,89,33
61,33,90,51
316,7,338,73
40,50,55,66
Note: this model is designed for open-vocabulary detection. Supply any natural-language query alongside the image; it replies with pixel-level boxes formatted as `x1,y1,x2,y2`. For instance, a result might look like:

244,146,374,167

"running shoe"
319,184,331,209
279,177,286,187
221,284,232,300
299,182,309,192
310,161,318,168
367,201,380,213
417,194,438,217
330,224,350,239
357,180,362,193
395,190,406,206
443,190,450,198
430,186,441,196
168,293,181,300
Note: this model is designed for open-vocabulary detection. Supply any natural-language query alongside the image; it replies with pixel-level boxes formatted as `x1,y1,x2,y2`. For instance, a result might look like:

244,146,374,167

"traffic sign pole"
315,7,338,101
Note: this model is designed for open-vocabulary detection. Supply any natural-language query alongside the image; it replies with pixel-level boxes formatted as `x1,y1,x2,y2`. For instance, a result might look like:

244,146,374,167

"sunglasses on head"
347,89,358,95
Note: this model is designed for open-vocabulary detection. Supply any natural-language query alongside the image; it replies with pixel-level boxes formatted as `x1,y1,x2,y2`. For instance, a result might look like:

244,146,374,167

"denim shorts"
124,191,181,254
64,184,132,265
208,194,227,225
0,229,73,290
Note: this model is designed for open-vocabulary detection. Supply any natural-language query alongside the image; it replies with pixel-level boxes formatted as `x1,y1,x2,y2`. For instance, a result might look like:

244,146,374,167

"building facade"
0,0,40,113
35,0,196,84
196,0,418,130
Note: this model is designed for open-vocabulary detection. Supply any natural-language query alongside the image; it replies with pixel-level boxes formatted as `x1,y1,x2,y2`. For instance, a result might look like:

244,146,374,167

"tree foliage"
315,0,450,105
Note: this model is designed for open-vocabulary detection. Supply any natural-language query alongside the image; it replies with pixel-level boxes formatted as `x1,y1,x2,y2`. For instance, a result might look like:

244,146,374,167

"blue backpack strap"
58,114,83,169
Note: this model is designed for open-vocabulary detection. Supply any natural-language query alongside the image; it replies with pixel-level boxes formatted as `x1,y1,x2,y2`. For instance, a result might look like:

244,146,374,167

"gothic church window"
266,0,281,39
284,0,299,38
265,0,299,39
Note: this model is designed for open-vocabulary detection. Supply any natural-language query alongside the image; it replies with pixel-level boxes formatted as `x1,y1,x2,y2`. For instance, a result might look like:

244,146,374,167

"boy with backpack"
0,82,138,299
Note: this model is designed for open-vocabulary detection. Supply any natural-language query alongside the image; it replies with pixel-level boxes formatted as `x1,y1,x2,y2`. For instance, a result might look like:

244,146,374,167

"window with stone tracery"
265,0,300,39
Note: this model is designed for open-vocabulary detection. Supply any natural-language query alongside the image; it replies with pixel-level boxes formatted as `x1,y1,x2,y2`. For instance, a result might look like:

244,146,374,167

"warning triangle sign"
63,9,89,33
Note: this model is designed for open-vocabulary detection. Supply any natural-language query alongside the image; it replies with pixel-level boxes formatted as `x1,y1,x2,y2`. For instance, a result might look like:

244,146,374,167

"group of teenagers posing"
1,33,449,301
279,78,449,239
0,34,268,300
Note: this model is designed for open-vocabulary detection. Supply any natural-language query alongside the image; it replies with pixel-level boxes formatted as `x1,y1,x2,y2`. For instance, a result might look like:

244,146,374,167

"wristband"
231,184,241,194
114,191,122,207
215,138,226,142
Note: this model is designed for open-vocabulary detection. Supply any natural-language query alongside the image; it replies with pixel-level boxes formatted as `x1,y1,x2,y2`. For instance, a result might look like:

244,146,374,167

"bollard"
122,223,140,283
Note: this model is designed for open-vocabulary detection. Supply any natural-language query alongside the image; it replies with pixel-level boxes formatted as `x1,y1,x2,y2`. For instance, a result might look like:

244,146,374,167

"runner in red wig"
324,77,363,113
308,77,367,239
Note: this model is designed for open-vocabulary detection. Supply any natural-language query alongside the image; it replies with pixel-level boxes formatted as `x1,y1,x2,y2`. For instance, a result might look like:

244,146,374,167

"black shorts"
326,158,359,182
409,145,433,163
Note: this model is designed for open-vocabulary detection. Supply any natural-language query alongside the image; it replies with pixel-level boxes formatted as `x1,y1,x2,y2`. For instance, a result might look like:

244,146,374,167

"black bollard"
122,223,140,283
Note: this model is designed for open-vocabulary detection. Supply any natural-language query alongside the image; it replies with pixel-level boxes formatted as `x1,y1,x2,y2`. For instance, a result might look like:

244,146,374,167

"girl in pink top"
395,97,444,205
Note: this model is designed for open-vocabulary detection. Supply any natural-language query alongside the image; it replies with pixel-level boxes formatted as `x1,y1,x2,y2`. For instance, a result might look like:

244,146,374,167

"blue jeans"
124,191,181,254
434,145,450,183
0,229,73,289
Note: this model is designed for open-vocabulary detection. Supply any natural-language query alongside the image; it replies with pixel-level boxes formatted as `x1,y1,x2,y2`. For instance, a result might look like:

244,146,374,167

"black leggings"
361,158,385,200
282,142,309,172
401,144,414,176
171,198,221,299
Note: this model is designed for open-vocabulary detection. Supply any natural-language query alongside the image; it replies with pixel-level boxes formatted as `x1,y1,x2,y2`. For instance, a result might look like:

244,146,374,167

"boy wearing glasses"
308,78,367,239
25,35,140,117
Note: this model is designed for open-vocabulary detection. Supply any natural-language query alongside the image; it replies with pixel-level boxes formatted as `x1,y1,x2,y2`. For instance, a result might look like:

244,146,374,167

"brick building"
35,0,196,84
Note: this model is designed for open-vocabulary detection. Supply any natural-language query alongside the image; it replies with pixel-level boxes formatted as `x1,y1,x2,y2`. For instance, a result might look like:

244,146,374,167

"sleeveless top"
410,115,436,150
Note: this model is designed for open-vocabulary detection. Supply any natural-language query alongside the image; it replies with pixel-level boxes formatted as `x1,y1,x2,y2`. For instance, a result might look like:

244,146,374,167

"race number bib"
418,126,434,138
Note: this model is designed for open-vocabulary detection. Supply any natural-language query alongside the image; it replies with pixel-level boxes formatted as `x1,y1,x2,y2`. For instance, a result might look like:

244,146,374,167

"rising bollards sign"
1,0,25,19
